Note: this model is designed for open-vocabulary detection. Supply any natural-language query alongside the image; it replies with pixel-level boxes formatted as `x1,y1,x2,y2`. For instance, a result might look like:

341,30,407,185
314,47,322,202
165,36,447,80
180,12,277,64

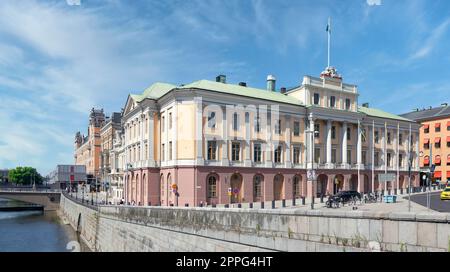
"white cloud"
367,0,382,6
409,19,450,61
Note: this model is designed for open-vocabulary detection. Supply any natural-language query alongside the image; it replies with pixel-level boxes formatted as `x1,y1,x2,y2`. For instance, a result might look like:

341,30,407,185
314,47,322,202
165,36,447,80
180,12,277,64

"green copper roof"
130,82,177,102
358,106,412,122
179,80,302,105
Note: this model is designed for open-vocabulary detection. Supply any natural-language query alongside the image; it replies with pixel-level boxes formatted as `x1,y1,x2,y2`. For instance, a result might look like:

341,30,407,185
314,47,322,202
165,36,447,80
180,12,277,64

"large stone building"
401,104,450,185
99,112,122,192
119,67,421,207
74,108,106,179
48,165,87,190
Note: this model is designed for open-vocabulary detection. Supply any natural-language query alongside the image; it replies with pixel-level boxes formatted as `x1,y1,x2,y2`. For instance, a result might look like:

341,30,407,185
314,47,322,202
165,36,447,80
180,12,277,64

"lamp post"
305,128,319,210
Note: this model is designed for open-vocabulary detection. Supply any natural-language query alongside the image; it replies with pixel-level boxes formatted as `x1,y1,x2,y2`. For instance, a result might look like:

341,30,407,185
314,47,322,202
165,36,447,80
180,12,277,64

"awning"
424,157,430,164
447,136,450,143
423,124,429,129
435,156,441,164
435,123,441,128
447,121,450,127
435,137,441,143
434,171,442,178
424,138,429,144
447,171,450,178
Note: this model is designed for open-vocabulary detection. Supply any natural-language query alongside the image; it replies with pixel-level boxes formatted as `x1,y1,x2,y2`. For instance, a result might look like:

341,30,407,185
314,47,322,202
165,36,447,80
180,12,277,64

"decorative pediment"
123,94,139,116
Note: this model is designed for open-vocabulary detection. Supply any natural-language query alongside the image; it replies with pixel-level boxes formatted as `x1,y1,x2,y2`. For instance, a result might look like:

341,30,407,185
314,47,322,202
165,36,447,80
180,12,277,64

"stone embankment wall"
60,194,450,252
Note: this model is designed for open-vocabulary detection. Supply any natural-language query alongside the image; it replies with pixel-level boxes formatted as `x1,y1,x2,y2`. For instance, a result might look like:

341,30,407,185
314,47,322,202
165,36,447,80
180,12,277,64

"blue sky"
0,0,449,175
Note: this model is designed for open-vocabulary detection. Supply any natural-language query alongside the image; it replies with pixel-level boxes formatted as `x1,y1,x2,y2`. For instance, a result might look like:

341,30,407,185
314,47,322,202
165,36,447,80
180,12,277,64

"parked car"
334,191,362,203
440,187,450,200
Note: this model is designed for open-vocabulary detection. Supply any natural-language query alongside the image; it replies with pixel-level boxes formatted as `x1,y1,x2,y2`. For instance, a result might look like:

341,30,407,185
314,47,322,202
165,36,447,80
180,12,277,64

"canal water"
0,197,89,252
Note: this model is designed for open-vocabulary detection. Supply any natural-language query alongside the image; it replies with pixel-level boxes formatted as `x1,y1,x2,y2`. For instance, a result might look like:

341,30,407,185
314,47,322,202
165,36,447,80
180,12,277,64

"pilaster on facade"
244,111,252,167
341,121,348,167
221,106,229,166
284,115,292,168
326,119,332,167
195,97,204,165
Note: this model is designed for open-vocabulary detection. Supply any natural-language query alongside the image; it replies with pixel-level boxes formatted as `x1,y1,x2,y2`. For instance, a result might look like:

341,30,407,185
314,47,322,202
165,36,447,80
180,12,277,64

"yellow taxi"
441,187,450,200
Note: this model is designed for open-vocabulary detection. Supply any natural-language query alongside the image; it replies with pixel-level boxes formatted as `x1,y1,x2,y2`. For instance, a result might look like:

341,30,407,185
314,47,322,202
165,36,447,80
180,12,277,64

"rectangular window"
331,126,336,139
399,154,403,167
233,113,239,131
345,99,351,110
424,126,429,133
362,150,367,165
254,112,261,133
275,119,281,135
274,145,282,163
254,143,262,163
293,146,301,164
375,131,379,144
387,132,391,144
294,121,300,136
208,178,217,198
232,142,240,161
162,116,165,132
169,113,172,129
347,127,351,141
207,141,217,160
347,150,352,164
314,148,321,163
436,123,441,132
161,144,165,161
330,96,336,108
208,112,216,129
399,134,403,145
313,93,320,105
168,142,172,160
331,149,337,163
435,140,441,149
375,152,379,167
387,153,392,167
314,124,320,138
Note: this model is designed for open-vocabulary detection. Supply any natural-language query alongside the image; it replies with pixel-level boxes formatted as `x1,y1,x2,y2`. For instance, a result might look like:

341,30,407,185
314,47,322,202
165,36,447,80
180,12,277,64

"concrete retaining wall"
60,194,450,252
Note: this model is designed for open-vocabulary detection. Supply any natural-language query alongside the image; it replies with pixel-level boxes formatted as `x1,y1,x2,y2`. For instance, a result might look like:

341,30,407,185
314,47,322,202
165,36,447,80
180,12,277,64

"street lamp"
305,128,319,210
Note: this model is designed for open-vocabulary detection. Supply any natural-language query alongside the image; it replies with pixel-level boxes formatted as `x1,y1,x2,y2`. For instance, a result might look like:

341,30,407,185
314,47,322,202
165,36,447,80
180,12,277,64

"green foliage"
8,167,43,185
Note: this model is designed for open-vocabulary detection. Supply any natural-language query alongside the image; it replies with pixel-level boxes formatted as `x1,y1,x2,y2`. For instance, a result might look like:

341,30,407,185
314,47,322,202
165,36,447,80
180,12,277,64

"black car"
334,191,362,203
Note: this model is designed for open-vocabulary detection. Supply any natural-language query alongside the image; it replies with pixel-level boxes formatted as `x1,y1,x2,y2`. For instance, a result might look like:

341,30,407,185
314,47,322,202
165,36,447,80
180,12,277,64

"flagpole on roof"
327,17,331,68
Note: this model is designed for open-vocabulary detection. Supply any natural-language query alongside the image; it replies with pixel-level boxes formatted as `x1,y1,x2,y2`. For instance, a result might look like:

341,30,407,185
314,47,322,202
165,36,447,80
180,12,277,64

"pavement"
407,191,450,213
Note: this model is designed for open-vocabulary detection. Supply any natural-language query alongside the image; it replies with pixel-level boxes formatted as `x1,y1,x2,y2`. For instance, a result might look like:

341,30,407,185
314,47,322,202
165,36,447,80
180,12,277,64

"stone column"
244,112,252,167
326,120,332,167
342,122,348,166
140,115,145,164
148,112,155,167
357,121,362,166
195,97,204,165
173,103,178,165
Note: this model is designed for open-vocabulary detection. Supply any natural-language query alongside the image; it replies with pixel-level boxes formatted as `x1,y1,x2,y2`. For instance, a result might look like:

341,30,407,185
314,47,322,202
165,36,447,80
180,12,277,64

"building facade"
120,67,420,207
48,165,87,190
400,104,450,184
99,112,122,194
0,169,9,183
74,108,106,178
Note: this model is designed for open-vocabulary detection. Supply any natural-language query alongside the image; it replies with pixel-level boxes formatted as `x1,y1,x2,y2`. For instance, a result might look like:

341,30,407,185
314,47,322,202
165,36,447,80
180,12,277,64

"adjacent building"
120,67,420,207
400,104,450,185
99,112,122,193
74,108,106,179
0,169,9,183
48,165,87,190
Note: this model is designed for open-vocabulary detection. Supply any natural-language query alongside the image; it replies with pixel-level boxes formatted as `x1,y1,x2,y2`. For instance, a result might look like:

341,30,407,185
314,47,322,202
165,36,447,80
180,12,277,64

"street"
407,192,450,213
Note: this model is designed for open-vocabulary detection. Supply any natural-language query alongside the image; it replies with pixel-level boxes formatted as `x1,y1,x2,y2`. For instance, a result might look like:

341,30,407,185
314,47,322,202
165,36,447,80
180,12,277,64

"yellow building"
120,67,421,207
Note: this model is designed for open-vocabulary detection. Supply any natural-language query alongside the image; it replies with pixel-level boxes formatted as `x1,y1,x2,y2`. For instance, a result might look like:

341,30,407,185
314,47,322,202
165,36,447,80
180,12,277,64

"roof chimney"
362,102,369,108
238,82,247,87
267,75,276,92
280,87,287,94
216,75,226,84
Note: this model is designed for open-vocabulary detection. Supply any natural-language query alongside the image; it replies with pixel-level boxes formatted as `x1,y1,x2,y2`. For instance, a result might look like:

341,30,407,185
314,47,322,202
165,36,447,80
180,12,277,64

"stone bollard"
261,201,265,209
301,197,305,205
249,203,253,209
282,199,286,208
271,200,276,209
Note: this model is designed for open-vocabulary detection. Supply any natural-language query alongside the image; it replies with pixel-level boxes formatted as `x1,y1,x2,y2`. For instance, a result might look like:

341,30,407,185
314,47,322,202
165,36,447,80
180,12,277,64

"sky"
0,0,449,175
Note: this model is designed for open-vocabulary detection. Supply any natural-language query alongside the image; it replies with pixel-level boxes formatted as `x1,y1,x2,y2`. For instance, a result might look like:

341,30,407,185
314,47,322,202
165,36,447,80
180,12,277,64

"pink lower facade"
124,166,420,207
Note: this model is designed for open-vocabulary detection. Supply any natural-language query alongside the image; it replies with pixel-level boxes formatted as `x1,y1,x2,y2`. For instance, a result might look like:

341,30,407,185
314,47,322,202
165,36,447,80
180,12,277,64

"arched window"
253,175,263,200
207,175,217,198
293,175,301,197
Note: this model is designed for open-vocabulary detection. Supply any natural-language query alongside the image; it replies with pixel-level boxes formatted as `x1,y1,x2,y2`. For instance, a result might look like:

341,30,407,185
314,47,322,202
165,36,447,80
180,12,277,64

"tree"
8,167,43,185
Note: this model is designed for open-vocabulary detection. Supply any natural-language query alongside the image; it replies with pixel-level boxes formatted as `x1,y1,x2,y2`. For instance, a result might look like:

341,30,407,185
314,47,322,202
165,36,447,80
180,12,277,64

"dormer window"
313,93,320,105
330,96,336,108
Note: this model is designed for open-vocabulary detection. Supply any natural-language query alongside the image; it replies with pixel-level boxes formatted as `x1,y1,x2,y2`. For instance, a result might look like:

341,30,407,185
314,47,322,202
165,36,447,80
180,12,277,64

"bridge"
0,188,61,211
